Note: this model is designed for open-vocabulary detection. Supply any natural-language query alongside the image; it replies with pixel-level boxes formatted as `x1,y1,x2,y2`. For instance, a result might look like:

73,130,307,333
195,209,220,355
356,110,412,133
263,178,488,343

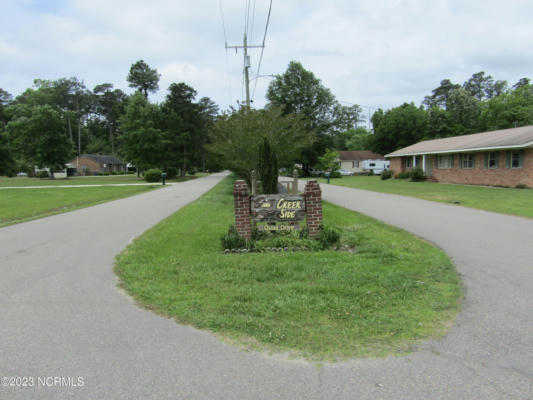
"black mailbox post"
325,171,331,184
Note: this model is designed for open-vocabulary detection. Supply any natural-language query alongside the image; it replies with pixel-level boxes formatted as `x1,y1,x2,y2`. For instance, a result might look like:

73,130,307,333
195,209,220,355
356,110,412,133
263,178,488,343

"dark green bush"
166,167,178,179
251,225,267,241
144,169,162,182
515,183,529,189
395,171,411,179
38,170,49,179
410,167,426,182
316,225,341,249
381,169,393,180
367,169,374,176
221,225,246,250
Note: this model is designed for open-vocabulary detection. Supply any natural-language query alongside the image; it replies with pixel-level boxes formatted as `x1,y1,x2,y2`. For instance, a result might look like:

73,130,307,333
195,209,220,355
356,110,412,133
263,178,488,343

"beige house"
337,151,387,173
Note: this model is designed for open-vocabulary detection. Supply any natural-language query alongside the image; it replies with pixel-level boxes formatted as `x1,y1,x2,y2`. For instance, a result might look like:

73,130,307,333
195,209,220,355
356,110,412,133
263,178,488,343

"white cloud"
2,0,533,113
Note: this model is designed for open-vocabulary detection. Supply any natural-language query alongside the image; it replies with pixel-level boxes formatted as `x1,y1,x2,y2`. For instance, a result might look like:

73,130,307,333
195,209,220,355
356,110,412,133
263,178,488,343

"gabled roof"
78,154,125,164
338,150,385,161
386,125,533,157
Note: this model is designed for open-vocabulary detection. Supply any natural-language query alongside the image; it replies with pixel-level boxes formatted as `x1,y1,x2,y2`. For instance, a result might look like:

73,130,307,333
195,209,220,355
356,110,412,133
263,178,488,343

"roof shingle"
338,150,385,161
386,125,533,157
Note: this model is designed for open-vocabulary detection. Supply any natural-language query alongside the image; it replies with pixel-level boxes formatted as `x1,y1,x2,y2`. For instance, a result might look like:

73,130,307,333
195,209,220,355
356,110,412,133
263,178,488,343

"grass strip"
0,186,156,227
115,177,462,360
0,174,203,187
314,175,533,218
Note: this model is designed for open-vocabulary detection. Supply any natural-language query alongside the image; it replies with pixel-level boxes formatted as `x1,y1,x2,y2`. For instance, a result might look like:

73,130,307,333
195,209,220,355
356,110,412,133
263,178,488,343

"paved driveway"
1,176,532,399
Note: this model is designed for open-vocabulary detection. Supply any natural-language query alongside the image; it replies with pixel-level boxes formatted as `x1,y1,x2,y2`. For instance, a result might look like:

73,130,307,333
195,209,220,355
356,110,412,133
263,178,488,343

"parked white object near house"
337,151,387,174
361,159,390,174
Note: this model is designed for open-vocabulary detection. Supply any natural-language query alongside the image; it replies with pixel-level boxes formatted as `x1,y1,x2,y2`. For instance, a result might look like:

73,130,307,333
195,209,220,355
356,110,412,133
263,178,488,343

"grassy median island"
115,177,462,360
315,175,533,218
0,186,156,227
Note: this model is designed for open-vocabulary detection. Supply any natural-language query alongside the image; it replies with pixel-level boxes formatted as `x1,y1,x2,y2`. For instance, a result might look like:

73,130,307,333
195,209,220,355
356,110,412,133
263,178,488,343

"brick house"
386,125,533,187
337,150,387,173
67,154,126,175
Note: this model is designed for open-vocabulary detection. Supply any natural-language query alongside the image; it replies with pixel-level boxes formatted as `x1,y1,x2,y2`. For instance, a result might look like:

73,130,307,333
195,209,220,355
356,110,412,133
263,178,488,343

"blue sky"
2,0,533,122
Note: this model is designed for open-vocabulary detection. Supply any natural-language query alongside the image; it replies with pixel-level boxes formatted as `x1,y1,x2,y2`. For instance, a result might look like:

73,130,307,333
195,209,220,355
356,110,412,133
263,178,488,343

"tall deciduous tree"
0,88,13,128
127,60,160,99
446,88,480,134
266,61,341,172
478,83,533,130
7,105,72,178
344,127,374,150
0,131,15,176
118,92,165,171
371,103,427,155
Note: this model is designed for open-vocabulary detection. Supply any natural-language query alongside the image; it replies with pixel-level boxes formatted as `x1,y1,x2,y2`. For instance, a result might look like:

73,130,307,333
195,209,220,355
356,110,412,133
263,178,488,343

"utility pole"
226,33,263,109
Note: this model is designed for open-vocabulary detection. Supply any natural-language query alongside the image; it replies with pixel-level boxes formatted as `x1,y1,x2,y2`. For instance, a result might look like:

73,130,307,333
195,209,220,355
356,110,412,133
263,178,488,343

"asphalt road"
1,175,532,399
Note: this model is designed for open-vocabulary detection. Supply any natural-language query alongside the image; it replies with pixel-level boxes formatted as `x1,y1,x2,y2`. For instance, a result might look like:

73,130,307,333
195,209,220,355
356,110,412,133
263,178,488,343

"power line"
251,0,272,101
219,0,233,104
250,0,257,43
219,0,228,46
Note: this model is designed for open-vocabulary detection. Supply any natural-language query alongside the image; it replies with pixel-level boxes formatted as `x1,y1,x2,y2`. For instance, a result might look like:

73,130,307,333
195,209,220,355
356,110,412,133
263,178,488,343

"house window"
437,155,453,169
511,150,522,168
460,153,475,169
369,162,376,167
352,161,359,168
406,158,412,168
487,152,498,169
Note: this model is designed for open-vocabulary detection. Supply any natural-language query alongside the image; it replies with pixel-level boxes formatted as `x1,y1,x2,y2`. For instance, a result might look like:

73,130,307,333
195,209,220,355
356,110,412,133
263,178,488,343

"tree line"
354,73,533,155
3,58,529,184
0,60,219,177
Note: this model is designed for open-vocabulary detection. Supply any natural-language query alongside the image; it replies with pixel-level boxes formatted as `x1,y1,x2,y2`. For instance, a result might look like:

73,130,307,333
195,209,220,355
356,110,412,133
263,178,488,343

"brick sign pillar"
304,180,323,237
233,180,252,240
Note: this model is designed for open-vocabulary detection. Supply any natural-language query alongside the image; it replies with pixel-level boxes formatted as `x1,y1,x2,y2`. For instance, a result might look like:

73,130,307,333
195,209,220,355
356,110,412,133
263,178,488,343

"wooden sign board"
251,195,306,223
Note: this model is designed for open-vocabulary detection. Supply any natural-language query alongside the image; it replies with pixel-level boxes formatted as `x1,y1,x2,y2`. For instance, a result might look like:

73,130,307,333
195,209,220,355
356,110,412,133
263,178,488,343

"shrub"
251,225,267,241
144,169,162,183
316,225,341,249
38,170,49,179
252,231,320,252
221,225,246,250
410,167,426,182
395,171,411,179
515,183,529,189
367,169,374,176
166,167,178,179
381,169,393,180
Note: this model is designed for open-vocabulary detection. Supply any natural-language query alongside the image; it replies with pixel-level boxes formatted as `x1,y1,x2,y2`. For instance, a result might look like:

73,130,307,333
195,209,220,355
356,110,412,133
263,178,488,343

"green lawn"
0,186,157,227
115,177,461,360
0,174,203,187
314,176,533,218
